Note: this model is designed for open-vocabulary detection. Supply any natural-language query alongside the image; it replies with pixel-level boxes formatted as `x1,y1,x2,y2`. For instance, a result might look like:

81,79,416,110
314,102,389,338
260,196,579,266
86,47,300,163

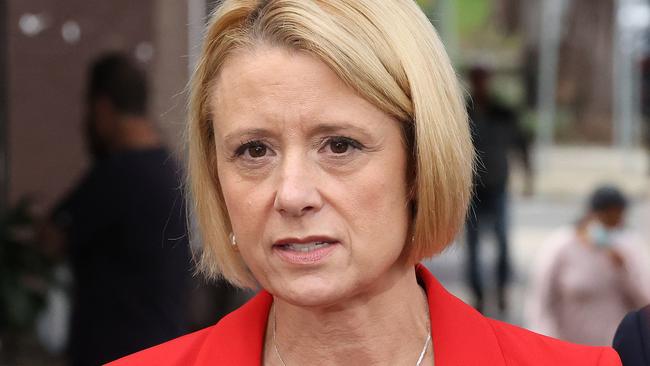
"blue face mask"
586,221,618,248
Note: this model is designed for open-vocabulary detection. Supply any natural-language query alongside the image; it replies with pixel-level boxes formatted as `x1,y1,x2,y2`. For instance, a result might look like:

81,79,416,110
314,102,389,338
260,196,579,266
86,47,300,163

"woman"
526,186,650,346
109,0,620,364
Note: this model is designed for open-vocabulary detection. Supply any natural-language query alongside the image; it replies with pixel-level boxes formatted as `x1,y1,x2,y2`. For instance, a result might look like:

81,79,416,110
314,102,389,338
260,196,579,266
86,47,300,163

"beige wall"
8,0,188,213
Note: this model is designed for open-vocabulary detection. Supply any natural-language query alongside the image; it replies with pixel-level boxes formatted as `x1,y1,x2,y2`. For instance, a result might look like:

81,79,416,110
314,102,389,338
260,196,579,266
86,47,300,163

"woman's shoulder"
486,318,621,365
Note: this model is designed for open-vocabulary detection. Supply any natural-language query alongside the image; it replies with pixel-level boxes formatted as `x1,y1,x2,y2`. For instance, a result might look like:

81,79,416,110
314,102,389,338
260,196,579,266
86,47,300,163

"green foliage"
455,0,490,37
0,198,53,332
416,0,436,14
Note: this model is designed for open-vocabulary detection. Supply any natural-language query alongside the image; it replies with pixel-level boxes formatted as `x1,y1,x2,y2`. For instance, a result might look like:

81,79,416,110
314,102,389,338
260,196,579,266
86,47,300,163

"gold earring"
229,232,237,247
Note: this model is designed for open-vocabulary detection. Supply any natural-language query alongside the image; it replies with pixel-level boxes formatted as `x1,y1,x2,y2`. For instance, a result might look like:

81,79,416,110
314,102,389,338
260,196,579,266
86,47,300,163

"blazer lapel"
417,264,506,366
195,290,272,365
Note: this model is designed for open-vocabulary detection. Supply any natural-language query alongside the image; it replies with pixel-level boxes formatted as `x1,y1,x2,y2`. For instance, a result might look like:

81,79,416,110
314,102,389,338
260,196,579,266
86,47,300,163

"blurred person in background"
42,52,192,366
526,185,650,346
465,66,532,314
612,304,650,366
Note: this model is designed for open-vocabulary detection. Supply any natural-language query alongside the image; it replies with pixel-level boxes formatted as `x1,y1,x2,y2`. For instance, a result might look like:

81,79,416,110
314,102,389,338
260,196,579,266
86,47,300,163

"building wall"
151,0,189,158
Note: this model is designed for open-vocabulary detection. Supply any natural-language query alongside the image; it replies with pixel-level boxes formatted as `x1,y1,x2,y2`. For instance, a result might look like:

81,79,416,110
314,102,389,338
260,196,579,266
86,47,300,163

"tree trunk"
557,0,615,142
503,0,615,143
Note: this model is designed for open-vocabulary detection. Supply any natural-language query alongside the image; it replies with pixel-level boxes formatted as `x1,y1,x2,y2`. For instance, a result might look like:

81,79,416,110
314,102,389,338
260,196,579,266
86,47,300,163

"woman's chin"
274,276,349,308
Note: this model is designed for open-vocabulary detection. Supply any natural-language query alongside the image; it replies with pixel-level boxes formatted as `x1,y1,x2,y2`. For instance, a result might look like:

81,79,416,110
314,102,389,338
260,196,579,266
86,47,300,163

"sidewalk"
514,145,649,200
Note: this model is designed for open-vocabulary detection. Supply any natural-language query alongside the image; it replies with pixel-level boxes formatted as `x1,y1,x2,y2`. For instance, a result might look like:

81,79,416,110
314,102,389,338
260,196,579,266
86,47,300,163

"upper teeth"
285,242,330,252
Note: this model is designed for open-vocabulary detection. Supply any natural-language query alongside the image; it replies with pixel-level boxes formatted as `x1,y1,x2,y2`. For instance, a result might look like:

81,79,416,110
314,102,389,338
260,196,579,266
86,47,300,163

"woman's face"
594,207,624,229
211,46,410,306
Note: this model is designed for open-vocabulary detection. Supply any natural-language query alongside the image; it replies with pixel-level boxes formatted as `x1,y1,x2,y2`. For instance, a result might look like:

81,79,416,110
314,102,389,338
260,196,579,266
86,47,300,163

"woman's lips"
272,241,339,264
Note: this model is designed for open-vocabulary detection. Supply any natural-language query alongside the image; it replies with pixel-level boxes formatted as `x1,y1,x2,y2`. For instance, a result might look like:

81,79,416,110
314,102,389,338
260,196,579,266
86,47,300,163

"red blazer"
108,265,621,365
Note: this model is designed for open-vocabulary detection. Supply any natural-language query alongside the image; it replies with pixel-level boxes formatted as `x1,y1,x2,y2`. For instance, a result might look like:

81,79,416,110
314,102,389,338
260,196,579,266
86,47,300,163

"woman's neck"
263,266,432,366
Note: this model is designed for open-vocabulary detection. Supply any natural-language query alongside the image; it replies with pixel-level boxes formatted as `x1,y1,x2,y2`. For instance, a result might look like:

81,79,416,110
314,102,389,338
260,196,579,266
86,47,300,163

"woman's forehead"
213,47,339,104
210,47,395,135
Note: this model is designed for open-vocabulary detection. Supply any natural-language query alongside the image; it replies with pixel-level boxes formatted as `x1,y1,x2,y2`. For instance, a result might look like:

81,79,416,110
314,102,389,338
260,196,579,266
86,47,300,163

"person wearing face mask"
525,185,650,346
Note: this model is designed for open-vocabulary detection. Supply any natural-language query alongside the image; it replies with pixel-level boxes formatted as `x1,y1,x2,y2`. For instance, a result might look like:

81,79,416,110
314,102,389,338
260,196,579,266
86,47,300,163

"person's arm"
613,234,650,309
504,107,534,196
525,230,566,337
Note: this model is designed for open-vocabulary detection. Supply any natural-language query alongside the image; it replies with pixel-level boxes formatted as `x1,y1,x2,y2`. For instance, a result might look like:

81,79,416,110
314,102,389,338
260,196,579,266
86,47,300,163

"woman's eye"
330,140,351,154
235,141,269,158
248,145,267,157
324,137,362,155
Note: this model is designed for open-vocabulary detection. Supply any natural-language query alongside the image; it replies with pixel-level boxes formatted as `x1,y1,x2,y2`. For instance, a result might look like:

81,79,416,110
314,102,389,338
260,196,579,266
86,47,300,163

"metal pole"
536,0,566,151
614,0,634,149
614,0,650,171
187,0,207,75
436,0,459,61
630,32,643,144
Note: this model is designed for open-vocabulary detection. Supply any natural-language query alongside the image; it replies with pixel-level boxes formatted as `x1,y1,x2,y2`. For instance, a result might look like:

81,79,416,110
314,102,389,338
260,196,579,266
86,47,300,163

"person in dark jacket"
45,53,191,366
613,305,650,366
465,66,532,314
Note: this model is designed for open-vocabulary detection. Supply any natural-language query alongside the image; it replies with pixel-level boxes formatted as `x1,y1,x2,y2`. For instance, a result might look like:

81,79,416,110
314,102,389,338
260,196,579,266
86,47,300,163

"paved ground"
423,145,650,326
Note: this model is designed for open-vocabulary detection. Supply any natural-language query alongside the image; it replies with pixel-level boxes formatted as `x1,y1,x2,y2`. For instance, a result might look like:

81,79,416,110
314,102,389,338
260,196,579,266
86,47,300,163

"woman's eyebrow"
223,128,276,144
223,122,374,143
308,122,373,139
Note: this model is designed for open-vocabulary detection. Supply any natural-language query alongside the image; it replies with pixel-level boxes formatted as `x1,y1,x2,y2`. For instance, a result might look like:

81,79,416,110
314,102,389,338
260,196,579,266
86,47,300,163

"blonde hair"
188,0,473,288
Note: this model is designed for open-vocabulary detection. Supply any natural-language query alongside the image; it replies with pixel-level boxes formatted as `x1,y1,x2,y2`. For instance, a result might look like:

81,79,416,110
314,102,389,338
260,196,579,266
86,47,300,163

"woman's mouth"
278,241,332,252
272,237,339,264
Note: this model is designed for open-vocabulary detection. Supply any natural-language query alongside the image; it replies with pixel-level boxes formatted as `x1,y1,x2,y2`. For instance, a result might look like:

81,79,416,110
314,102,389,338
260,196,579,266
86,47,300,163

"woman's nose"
273,154,323,217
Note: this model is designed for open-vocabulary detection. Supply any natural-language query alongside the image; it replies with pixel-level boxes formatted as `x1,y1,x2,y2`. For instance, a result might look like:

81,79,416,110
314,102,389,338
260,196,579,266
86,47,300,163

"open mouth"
274,241,334,253
272,237,339,264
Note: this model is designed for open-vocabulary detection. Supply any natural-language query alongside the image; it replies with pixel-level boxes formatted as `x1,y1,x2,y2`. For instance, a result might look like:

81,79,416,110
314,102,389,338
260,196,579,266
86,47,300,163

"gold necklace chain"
272,305,432,366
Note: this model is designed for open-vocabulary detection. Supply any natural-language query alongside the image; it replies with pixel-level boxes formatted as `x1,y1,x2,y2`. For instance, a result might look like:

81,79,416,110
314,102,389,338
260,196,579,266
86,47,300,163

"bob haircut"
188,0,474,288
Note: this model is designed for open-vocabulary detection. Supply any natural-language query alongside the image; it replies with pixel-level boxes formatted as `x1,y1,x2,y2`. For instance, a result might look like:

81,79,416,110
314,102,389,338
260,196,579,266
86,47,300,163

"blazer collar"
197,264,505,365
417,264,505,365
